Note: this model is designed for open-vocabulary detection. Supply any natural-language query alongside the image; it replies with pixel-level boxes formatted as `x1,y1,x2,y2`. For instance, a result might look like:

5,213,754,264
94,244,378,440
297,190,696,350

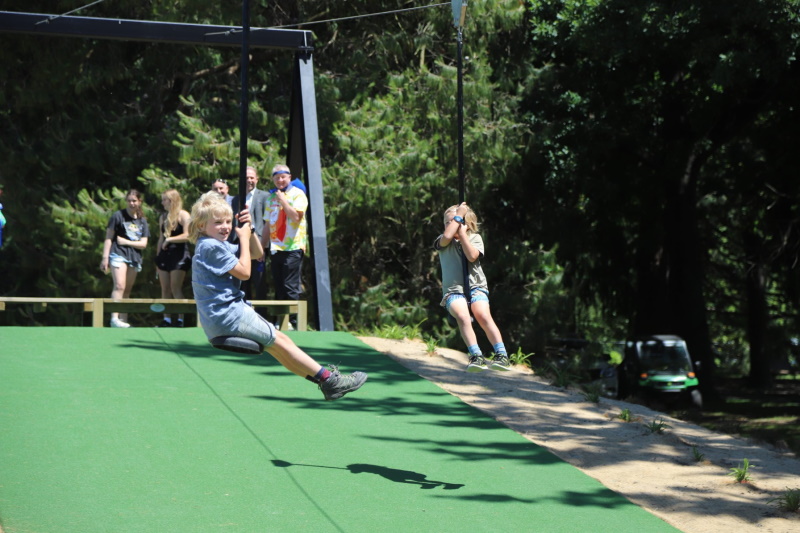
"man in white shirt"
231,166,269,304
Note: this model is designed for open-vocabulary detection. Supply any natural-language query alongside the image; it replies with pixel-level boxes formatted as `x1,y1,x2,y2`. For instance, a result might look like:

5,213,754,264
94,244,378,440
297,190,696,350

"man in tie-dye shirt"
261,164,308,329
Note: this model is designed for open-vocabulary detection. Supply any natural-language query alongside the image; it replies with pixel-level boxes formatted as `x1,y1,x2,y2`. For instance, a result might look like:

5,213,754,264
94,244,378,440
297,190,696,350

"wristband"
453,215,465,225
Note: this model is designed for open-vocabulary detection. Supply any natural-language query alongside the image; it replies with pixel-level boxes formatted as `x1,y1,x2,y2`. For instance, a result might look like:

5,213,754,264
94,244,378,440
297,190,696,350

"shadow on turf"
121,337,434,385
271,459,464,489
127,335,513,429
271,459,638,510
124,335,580,468
125,333,412,374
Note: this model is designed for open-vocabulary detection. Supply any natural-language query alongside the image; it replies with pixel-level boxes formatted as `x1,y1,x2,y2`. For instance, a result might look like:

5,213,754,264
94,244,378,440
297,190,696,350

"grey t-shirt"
433,232,487,307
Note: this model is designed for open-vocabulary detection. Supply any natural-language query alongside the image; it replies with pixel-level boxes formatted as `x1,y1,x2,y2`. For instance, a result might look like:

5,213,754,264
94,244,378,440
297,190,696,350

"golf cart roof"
632,335,684,344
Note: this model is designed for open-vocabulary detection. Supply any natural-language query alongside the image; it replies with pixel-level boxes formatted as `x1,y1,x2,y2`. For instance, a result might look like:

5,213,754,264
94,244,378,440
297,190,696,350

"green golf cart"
618,335,702,408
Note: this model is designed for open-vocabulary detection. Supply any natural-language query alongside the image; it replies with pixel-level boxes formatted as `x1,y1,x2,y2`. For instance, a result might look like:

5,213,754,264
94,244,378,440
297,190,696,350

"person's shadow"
272,459,464,490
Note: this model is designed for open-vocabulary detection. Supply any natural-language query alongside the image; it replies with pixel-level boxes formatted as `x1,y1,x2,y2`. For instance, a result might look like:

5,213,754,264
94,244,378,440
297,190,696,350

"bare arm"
249,228,264,261
229,223,253,280
459,230,481,263
100,227,114,272
228,208,264,280
162,210,191,249
437,203,479,261
156,214,166,251
117,235,148,250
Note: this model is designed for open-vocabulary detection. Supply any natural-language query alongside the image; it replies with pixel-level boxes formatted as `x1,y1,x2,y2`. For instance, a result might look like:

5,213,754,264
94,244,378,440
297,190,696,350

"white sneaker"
110,317,131,328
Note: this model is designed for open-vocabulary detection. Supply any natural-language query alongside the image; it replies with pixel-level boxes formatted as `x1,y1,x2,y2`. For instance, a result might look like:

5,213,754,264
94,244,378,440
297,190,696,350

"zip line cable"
36,0,110,25
28,1,448,36
204,2,449,36
266,2,450,29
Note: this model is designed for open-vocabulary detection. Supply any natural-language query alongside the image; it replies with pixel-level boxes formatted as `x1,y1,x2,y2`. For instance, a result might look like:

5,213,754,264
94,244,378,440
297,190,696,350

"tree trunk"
668,149,718,401
743,230,772,389
635,144,719,401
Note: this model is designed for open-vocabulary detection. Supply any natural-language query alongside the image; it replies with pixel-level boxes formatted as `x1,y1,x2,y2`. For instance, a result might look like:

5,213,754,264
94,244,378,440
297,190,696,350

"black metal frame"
0,11,311,49
0,10,334,331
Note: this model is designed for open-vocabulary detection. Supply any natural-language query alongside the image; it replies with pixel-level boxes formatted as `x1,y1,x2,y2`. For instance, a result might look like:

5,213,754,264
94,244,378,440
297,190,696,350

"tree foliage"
524,0,800,389
1,0,799,391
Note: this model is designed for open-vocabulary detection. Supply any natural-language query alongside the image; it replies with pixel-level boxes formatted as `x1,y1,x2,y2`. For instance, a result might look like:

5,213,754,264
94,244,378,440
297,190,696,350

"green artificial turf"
0,327,679,532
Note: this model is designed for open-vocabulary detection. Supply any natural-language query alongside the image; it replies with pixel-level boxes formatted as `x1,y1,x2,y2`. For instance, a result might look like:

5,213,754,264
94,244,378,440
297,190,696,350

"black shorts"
156,245,191,272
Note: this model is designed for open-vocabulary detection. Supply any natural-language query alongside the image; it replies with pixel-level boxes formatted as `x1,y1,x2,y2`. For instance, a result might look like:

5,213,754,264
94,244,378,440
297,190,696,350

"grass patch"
644,417,671,434
360,322,424,340
540,361,580,388
769,488,800,512
581,383,602,404
425,337,438,356
728,458,752,483
691,446,705,462
509,347,534,367
674,377,800,456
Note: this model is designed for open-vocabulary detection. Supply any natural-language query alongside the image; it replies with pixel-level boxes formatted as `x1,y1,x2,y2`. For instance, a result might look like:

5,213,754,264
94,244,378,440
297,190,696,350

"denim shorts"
109,253,143,273
235,305,278,348
444,287,489,312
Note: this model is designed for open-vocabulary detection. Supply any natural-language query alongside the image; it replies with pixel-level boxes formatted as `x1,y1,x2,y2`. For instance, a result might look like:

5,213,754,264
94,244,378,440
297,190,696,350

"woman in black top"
100,189,150,328
155,189,192,327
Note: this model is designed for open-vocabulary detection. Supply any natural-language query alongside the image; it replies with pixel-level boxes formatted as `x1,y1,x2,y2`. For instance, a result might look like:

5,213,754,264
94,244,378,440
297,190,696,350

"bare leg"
470,301,504,346
157,268,171,321
110,263,128,322
264,330,323,378
448,298,478,348
120,267,138,323
170,270,187,322
262,328,367,400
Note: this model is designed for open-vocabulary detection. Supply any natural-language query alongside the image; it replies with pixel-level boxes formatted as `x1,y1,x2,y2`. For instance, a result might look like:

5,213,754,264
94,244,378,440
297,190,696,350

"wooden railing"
0,297,307,331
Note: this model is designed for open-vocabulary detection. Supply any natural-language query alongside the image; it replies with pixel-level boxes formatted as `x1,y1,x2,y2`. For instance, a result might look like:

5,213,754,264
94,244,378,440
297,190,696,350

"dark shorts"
156,245,192,272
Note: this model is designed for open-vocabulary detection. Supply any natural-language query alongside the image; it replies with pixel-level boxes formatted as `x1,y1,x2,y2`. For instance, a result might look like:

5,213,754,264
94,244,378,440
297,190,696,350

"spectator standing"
100,189,150,328
268,174,307,195
155,189,192,327
231,166,269,304
211,178,234,206
261,164,308,329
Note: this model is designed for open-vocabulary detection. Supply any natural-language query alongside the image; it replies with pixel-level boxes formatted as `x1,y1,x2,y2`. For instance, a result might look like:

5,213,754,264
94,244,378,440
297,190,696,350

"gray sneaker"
319,366,368,401
489,353,511,371
466,354,488,372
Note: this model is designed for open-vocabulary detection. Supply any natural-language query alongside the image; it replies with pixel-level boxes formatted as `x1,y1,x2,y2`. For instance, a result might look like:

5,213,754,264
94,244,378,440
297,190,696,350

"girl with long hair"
100,189,150,328
155,189,192,326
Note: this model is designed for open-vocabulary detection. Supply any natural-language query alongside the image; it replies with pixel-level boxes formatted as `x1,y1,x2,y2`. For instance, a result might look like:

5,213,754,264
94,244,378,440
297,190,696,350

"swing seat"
210,336,264,355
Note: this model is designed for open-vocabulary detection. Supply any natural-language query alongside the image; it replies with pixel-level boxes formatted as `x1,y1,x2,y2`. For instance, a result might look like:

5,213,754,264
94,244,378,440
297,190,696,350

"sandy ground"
358,336,800,533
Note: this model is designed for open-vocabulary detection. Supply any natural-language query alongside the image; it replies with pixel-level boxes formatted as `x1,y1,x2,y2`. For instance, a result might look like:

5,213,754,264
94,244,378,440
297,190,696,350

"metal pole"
456,22,470,308
290,53,335,331
238,0,250,220
457,27,465,204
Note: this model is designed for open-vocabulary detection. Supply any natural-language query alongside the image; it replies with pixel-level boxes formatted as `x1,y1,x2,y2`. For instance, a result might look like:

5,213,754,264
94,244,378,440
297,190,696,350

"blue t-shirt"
192,236,245,339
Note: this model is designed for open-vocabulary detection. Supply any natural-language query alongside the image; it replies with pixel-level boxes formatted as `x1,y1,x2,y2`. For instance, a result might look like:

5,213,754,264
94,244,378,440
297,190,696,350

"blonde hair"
443,205,479,234
161,189,183,238
189,191,233,243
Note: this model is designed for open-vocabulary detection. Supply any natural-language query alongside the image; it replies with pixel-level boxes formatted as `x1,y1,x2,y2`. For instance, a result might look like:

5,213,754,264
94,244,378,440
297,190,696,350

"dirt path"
359,336,800,533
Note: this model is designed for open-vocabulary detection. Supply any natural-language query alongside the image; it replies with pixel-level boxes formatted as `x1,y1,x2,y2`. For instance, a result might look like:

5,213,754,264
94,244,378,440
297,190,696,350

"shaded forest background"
1,0,799,398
